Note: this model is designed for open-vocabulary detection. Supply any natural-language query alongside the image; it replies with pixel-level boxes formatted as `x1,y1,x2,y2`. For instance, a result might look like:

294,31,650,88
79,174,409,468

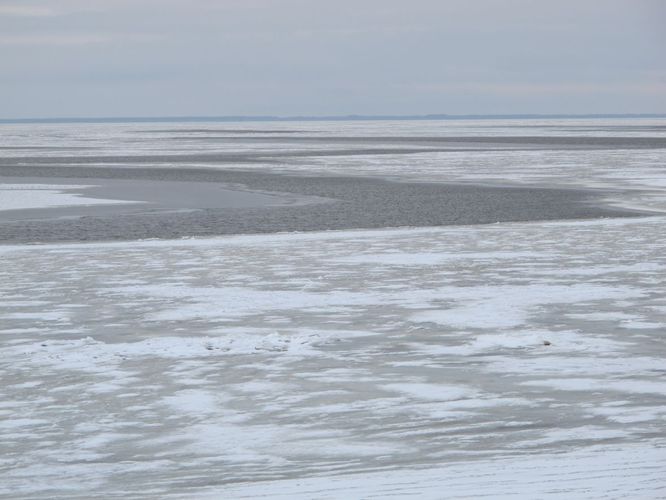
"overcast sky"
1,0,664,118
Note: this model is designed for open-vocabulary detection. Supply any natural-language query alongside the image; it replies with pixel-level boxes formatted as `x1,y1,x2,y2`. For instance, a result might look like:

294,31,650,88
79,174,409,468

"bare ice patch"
0,183,141,211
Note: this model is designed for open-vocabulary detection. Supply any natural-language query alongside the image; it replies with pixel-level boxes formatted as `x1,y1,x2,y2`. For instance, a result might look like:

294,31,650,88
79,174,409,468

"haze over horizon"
1,0,665,119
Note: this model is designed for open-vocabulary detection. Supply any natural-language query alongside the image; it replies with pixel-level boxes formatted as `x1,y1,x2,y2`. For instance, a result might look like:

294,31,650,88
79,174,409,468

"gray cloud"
1,0,664,118
0,5,56,17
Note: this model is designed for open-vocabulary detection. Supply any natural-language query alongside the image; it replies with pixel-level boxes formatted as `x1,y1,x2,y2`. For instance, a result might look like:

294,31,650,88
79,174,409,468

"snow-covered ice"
1,118,666,498
2,215,666,497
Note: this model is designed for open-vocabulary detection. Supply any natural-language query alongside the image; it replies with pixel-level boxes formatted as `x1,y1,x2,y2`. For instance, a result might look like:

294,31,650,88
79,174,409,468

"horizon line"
2,113,666,125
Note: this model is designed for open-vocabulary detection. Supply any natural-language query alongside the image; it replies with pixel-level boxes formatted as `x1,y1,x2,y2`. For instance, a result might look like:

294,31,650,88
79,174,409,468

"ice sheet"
2,216,666,497
3,118,666,212
2,118,666,497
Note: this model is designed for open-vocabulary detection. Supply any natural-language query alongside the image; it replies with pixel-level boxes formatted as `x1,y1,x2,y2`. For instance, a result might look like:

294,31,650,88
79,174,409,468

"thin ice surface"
1,216,666,497
0,183,139,211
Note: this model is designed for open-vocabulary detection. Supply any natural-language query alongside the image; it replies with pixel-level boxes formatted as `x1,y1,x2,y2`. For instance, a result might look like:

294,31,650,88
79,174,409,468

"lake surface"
2,118,666,498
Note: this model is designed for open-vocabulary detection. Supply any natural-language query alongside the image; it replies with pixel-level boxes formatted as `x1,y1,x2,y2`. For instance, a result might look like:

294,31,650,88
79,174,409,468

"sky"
0,0,664,118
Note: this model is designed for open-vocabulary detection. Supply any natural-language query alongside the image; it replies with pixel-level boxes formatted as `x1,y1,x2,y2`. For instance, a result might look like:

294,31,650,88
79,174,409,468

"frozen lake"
0,169,638,243
1,118,666,498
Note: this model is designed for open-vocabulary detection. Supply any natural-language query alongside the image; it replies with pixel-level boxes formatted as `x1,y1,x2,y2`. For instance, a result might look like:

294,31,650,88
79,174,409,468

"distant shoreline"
2,113,666,125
